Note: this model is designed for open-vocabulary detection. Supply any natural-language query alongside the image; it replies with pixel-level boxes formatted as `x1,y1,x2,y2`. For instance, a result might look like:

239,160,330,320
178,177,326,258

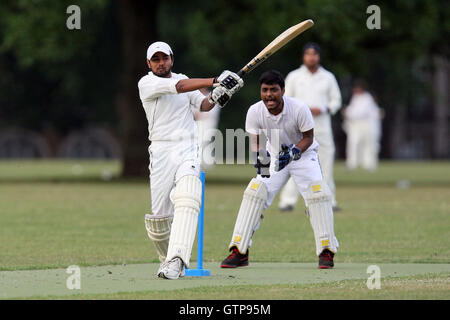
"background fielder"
139,41,243,279
278,42,342,211
221,70,339,270
343,79,383,171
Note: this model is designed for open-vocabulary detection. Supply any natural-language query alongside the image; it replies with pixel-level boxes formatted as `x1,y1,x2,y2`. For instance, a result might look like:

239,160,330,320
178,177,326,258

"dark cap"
302,42,321,55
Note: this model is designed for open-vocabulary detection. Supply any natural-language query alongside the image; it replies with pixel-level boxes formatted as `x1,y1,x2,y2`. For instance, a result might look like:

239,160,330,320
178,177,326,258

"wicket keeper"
221,70,339,269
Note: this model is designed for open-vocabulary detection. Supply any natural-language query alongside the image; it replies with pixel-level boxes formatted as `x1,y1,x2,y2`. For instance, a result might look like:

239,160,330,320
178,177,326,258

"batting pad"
229,178,268,254
305,181,339,256
165,175,202,268
144,213,172,263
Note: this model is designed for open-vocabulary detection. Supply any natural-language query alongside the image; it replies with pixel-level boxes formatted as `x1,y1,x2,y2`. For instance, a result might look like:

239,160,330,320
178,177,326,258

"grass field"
0,160,449,299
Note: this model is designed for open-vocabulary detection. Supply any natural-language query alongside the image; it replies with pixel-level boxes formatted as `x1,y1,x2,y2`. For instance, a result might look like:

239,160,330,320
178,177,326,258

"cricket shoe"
318,249,335,269
220,247,249,268
157,257,186,279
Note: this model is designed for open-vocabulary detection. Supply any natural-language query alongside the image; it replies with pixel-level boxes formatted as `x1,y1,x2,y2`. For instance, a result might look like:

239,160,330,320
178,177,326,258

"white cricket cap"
146,41,173,60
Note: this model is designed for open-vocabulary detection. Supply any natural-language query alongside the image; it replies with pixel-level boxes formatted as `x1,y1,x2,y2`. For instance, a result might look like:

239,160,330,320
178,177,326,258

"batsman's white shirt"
138,71,204,216
139,71,205,142
245,96,323,208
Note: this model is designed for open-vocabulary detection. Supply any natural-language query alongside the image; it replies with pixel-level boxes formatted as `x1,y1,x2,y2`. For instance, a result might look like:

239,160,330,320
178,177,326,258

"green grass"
0,160,449,299
0,159,121,182
38,273,449,300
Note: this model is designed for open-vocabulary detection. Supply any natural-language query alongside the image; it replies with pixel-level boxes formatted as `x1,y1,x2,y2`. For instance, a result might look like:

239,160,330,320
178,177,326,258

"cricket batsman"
221,70,339,269
278,42,342,211
139,41,244,279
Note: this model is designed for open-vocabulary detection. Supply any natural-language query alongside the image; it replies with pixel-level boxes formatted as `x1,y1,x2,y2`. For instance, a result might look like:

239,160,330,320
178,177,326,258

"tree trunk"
116,0,158,177
432,55,449,158
390,102,407,159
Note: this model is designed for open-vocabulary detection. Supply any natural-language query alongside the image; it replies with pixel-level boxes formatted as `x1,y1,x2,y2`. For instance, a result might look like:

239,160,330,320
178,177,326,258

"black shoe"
318,249,335,269
221,247,249,268
332,206,342,212
279,205,294,212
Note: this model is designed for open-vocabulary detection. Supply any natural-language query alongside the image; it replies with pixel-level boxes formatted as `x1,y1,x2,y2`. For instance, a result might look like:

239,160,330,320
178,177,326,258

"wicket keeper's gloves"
254,149,271,178
275,144,302,172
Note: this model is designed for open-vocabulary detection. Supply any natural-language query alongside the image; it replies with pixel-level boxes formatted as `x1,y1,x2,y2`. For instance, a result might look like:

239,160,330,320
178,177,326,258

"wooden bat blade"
238,19,314,77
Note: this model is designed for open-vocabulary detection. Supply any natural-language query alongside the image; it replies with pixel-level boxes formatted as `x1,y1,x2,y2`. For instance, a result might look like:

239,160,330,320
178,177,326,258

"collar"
149,71,173,78
264,97,287,119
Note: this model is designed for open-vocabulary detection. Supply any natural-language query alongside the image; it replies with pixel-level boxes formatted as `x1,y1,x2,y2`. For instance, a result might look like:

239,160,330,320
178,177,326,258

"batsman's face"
303,48,320,68
147,52,173,78
261,83,285,113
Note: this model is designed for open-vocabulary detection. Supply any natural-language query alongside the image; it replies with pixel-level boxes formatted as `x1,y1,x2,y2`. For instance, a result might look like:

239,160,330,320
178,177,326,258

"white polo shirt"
285,65,342,133
138,71,205,142
346,92,380,121
245,96,319,155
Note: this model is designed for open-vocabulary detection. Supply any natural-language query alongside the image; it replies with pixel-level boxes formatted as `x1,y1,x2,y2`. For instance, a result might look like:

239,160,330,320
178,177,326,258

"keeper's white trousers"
279,130,337,208
258,148,324,209
148,140,200,216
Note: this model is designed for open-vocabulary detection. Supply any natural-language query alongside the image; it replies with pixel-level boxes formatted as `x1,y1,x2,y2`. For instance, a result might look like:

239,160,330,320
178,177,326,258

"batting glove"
209,71,244,107
254,149,271,178
217,70,244,95
274,144,302,172
208,86,230,107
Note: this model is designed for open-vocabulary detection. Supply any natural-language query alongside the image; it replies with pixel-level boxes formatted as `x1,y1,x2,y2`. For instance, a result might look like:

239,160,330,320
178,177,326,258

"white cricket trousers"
279,130,337,208
148,140,200,216
345,119,378,171
258,148,324,209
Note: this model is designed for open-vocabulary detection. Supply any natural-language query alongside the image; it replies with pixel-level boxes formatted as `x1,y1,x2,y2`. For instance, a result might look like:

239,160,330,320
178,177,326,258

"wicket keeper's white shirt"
245,96,319,155
285,65,342,134
138,71,205,141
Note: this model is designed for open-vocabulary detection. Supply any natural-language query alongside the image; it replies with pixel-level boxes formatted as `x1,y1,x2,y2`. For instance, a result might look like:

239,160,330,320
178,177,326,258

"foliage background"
0,0,448,174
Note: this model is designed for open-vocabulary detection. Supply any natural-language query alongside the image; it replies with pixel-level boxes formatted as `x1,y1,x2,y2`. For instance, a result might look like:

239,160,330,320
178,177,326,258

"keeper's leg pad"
165,175,202,268
144,213,172,263
229,178,268,254
305,181,339,256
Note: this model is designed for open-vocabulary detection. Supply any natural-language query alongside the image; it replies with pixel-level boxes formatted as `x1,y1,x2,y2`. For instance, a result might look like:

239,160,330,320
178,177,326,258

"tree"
0,0,157,175
115,0,158,176
1,0,448,170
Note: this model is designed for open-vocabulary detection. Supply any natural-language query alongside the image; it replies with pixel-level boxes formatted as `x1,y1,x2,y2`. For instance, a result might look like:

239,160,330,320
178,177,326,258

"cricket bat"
237,19,314,77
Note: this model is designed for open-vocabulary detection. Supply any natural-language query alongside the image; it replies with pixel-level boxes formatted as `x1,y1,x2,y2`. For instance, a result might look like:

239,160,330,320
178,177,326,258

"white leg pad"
305,181,339,256
229,178,268,254
144,213,172,263
165,175,202,268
